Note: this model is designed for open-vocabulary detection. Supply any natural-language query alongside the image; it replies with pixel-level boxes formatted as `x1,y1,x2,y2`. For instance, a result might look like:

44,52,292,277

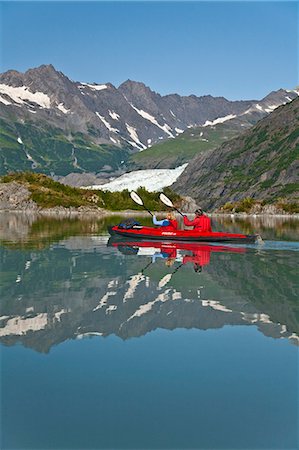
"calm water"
0,213,298,450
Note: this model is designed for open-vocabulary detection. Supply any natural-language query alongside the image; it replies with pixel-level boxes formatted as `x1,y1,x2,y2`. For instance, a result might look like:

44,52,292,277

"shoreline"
1,181,298,218
0,209,298,219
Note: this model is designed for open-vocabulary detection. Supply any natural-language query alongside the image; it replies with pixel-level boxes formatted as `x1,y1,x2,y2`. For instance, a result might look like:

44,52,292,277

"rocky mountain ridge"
129,88,299,170
173,97,299,208
0,64,298,176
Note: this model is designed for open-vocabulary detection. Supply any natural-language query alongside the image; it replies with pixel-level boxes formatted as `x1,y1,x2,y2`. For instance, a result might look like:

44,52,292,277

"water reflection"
1,213,298,450
214,214,299,241
1,221,298,351
109,238,246,272
1,212,299,248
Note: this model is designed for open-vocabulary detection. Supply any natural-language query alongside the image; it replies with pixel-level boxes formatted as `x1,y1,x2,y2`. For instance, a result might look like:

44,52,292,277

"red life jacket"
162,219,178,231
200,215,212,232
183,214,211,232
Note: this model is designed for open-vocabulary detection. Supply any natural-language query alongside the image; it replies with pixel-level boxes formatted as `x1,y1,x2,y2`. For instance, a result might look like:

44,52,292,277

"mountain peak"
118,79,161,103
119,79,148,90
25,64,63,78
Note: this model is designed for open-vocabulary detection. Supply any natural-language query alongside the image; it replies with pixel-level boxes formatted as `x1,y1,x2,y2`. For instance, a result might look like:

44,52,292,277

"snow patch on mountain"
96,112,119,133
286,88,299,96
264,104,280,113
126,123,147,150
163,124,175,137
24,149,38,169
130,104,175,138
203,114,236,127
110,136,119,144
244,96,294,116
57,103,70,114
86,163,188,192
17,137,23,144
109,110,120,120
79,83,108,91
175,128,184,134
0,84,51,108
0,95,11,105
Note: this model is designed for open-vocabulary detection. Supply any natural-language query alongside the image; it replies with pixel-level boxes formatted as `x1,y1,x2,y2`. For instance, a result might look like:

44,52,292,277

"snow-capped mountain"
128,88,299,171
0,64,298,176
0,64,255,149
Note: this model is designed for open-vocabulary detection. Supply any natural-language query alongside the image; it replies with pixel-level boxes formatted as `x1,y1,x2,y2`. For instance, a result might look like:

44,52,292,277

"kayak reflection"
108,238,246,272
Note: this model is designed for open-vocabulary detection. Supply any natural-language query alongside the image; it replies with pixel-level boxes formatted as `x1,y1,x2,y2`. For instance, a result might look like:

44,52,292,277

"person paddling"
153,212,178,231
183,208,212,232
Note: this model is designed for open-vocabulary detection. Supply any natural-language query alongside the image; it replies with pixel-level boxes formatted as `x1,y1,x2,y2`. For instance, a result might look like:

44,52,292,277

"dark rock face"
0,182,38,211
173,97,299,208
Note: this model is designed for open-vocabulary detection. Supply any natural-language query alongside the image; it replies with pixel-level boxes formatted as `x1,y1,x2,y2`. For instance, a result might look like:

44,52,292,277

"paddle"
159,193,184,217
172,262,184,274
130,191,153,216
141,260,153,274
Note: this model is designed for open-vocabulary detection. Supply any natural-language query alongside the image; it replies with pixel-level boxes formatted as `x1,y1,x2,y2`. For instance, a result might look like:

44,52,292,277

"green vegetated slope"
129,116,257,169
0,118,129,176
173,98,299,209
1,172,181,211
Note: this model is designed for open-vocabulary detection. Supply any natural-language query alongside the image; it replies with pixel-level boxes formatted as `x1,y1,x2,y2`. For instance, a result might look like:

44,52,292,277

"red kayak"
108,225,258,244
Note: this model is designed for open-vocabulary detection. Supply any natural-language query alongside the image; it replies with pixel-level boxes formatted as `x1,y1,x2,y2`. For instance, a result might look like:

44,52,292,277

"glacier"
85,164,188,192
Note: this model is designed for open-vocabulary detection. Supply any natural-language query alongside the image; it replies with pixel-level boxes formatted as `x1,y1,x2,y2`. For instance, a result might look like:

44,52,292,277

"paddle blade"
159,193,174,208
130,191,143,206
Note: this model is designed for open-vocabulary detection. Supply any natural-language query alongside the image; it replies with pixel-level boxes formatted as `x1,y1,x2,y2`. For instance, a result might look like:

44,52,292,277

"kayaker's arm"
183,216,199,227
183,215,211,231
153,215,170,227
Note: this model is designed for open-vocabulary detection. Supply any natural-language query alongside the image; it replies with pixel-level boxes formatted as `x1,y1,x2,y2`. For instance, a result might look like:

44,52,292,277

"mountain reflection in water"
109,238,246,272
0,214,298,352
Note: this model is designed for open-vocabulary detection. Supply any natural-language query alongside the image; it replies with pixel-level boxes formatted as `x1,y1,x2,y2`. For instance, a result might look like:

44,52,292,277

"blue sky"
0,1,298,100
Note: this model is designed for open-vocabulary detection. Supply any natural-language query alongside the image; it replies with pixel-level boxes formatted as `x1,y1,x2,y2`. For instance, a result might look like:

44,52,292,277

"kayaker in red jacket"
153,212,178,231
183,208,212,232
